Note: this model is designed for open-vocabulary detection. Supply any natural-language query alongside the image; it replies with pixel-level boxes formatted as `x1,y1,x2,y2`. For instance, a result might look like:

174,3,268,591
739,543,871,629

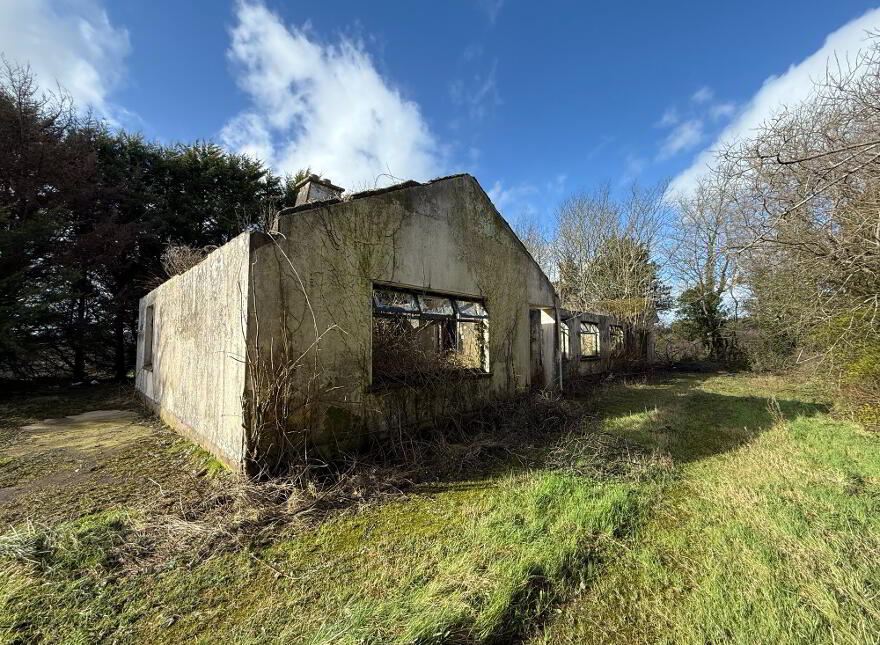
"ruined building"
136,174,651,473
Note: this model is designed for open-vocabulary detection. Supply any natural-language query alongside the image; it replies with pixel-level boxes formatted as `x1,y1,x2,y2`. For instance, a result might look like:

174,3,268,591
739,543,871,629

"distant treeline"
514,38,880,425
0,61,300,381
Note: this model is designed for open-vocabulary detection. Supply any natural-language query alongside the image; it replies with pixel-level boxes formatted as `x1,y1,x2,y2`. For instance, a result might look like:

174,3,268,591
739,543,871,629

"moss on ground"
1,373,878,644
0,383,215,527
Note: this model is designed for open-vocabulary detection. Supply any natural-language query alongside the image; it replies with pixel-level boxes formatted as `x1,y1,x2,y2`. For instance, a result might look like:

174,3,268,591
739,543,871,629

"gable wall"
247,175,559,455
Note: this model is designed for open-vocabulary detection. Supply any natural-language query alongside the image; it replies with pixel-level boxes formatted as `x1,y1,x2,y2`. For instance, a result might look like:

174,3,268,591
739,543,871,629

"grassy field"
0,372,877,644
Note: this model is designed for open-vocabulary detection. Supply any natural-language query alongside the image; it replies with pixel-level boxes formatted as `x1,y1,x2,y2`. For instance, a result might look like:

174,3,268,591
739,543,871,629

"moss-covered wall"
247,175,558,457
131,174,656,472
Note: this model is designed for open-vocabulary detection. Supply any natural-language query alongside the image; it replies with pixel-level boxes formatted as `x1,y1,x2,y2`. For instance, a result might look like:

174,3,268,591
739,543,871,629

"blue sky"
4,1,880,226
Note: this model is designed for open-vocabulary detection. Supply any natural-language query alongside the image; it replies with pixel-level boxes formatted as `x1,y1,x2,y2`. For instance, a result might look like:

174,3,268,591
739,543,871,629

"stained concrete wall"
135,232,253,469
248,174,560,452
560,310,653,378
529,308,558,389
135,175,561,469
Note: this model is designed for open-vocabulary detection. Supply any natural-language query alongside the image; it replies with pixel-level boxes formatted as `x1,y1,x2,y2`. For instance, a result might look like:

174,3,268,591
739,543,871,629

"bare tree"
720,36,880,362
510,212,553,277
666,171,743,358
553,181,669,326
667,172,740,302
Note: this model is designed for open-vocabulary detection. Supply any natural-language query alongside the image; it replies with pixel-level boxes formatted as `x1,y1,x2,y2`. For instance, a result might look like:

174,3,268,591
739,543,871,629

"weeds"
547,430,672,482
2,372,874,644
0,511,131,576
160,244,216,278
124,390,582,574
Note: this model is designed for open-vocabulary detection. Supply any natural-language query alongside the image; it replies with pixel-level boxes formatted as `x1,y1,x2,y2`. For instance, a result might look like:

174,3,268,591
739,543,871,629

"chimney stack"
294,174,344,206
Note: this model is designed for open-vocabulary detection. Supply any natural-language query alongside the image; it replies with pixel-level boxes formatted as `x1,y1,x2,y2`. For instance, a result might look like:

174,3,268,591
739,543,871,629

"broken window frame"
371,285,490,386
579,321,600,360
143,304,155,370
372,289,420,315
560,320,570,360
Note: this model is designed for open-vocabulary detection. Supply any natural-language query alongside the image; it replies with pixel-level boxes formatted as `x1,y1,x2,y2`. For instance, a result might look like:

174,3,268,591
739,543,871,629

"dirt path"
0,388,197,525
1,409,153,503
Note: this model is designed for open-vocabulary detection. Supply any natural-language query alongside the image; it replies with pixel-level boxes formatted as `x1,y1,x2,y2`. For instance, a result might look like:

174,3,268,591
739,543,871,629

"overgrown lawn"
1,372,877,644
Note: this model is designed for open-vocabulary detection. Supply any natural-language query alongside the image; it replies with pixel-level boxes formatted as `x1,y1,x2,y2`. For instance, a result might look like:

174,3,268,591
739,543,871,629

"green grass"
167,441,228,477
533,374,880,645
0,382,206,527
0,472,648,643
1,372,878,644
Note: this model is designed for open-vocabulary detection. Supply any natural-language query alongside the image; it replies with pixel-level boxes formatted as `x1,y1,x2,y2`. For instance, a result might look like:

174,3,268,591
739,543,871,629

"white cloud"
0,0,130,121
547,173,567,194
462,43,483,62
658,119,703,159
669,8,880,195
656,106,679,127
709,102,736,120
586,134,614,159
221,1,445,189
488,174,566,224
479,0,505,25
221,112,274,165
620,154,647,184
449,61,501,120
691,86,714,103
487,180,537,212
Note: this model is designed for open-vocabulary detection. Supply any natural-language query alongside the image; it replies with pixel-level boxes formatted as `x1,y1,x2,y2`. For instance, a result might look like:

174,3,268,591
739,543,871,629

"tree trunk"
72,287,86,381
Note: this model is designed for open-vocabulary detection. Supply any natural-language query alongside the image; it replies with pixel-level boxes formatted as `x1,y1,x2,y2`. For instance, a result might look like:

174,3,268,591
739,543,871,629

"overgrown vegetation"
550,182,672,327
2,371,875,643
2,35,878,643
660,37,880,423
510,37,880,427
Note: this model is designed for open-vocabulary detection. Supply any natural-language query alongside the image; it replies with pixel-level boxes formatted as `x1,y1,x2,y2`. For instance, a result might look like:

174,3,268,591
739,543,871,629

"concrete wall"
248,174,559,453
131,172,660,470
560,310,653,378
135,232,252,469
134,174,561,470
529,308,558,389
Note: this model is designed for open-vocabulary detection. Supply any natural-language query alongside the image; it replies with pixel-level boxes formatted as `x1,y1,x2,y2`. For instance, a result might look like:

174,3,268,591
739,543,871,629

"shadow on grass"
0,382,140,435
592,372,830,465
416,373,830,506
0,372,835,645
457,373,835,645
